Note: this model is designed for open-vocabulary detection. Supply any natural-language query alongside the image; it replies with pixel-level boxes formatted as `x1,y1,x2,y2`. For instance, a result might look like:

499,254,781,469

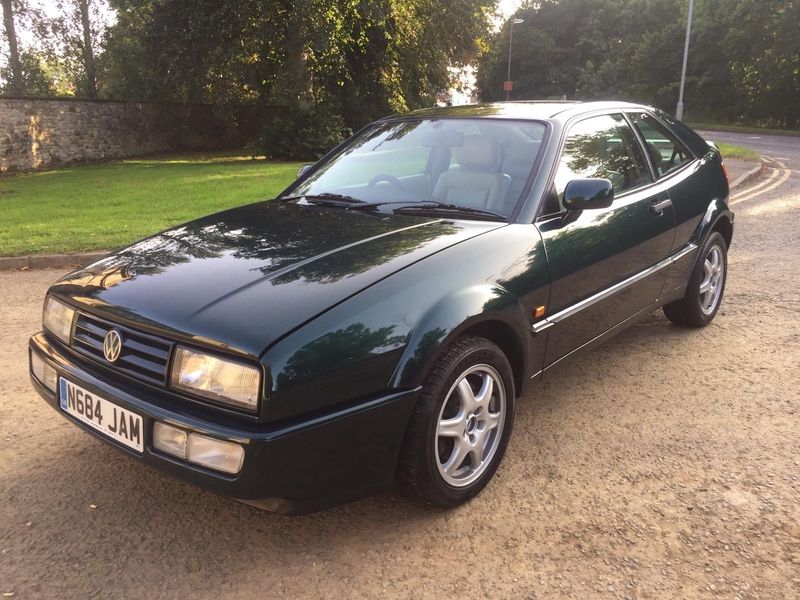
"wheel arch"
711,214,733,249
456,320,525,399
694,197,734,249
389,284,531,398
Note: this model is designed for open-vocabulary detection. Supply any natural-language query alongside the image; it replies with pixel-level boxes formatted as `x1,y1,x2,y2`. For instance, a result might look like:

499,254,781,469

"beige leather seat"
433,137,511,211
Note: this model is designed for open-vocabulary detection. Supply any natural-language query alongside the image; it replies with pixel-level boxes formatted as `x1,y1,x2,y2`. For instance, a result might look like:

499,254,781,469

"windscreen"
286,118,547,218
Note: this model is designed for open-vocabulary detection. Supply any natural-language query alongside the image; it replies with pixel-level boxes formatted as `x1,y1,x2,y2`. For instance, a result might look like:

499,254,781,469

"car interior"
296,119,546,218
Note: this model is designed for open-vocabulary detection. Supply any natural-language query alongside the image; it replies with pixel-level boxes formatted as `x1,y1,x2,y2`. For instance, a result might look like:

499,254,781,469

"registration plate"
59,378,143,453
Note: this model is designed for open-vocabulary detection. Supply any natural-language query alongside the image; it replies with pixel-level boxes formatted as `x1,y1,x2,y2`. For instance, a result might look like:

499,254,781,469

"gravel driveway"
1,132,798,599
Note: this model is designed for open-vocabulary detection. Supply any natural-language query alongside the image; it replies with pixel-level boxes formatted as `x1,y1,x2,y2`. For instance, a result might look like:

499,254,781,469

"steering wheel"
368,174,411,191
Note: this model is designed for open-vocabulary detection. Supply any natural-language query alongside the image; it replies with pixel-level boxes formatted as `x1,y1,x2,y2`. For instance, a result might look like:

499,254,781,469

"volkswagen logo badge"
103,329,123,363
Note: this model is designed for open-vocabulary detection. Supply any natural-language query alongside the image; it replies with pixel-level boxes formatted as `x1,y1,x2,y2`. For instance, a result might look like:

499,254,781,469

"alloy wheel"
699,244,725,315
435,364,506,487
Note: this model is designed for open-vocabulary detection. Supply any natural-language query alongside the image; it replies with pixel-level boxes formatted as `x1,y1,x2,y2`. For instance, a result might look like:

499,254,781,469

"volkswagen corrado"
29,102,733,514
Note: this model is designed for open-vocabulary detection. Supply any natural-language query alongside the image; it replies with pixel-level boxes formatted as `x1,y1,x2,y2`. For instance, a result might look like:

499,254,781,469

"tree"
476,0,800,128
77,0,97,97
1,0,24,95
99,0,496,126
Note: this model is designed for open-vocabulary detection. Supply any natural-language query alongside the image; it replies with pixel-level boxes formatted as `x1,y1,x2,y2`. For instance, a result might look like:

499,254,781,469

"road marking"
730,168,792,206
730,166,780,199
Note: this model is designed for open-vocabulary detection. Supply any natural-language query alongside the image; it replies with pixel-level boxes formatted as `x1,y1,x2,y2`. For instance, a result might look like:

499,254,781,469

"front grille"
72,313,173,385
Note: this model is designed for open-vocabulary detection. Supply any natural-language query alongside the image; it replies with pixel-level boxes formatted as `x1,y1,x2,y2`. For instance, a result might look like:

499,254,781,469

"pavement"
1,130,799,598
722,158,764,188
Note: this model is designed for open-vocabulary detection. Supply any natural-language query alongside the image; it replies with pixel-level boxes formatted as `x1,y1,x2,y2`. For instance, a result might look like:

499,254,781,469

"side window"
554,114,653,204
630,112,693,177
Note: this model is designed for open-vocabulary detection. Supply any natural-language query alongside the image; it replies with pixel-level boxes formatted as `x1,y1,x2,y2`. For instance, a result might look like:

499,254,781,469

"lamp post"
675,0,694,120
505,18,524,101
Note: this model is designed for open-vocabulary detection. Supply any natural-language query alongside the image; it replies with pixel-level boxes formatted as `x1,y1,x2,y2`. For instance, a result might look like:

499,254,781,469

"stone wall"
0,97,279,173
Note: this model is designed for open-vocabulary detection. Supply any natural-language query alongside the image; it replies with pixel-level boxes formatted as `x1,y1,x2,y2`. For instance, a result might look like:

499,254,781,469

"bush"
260,107,351,161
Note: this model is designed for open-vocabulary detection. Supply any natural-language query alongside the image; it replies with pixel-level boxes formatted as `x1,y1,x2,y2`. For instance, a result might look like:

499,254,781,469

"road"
698,129,800,165
1,131,799,599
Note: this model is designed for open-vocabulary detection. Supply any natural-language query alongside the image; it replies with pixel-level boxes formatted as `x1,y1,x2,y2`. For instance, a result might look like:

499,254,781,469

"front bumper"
29,332,420,514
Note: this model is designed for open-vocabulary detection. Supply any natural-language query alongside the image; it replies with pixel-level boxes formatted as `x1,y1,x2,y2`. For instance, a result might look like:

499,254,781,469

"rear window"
629,112,693,177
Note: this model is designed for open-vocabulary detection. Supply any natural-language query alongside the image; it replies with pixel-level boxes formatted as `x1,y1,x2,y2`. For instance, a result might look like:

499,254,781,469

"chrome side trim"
531,243,698,335
531,320,555,334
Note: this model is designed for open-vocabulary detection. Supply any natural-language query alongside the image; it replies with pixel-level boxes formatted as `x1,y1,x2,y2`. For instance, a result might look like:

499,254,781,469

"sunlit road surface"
1,131,798,599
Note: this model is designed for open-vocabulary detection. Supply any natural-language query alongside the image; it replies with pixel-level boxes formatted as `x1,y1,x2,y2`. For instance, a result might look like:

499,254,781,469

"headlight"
170,346,261,412
43,296,75,343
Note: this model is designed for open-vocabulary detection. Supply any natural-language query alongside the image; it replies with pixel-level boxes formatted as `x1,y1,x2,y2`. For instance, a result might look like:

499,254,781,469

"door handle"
650,198,672,215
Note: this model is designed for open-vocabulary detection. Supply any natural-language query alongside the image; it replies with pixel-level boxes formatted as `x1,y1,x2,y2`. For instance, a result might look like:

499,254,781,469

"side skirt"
540,284,687,375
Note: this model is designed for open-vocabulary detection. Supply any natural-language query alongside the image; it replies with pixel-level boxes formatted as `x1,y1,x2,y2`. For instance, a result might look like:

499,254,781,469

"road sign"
503,80,513,92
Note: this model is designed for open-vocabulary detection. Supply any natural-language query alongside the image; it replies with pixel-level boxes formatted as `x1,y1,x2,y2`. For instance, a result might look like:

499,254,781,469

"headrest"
645,141,663,166
454,137,500,172
501,140,542,173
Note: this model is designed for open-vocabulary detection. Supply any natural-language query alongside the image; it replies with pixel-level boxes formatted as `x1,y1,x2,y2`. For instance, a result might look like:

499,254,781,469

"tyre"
397,336,515,507
663,231,728,327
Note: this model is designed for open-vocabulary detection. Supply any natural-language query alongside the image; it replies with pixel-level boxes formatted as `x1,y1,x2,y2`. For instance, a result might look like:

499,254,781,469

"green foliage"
477,0,800,128
98,0,495,127
259,107,351,160
4,0,494,126
0,50,54,96
0,151,301,256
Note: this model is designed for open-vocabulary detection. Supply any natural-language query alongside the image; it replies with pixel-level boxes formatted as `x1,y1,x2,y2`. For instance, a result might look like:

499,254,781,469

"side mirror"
563,178,614,211
297,163,314,178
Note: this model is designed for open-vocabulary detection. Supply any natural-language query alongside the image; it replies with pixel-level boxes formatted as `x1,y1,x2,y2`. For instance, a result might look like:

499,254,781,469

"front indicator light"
153,422,187,459
187,433,244,475
153,421,244,475
30,351,57,393
42,296,75,344
170,347,260,412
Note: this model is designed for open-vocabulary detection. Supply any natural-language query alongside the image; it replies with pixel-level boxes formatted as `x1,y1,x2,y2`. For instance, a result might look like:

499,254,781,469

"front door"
536,113,676,366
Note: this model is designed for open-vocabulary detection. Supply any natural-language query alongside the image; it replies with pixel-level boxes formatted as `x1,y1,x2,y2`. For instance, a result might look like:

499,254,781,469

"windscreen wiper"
280,192,366,205
392,201,507,221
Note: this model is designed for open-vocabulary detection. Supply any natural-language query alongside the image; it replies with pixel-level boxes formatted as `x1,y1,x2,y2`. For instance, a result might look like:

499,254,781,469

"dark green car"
29,102,732,513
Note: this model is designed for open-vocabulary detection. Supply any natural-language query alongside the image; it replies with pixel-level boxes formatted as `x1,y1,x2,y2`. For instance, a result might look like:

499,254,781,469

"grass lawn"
0,151,301,257
716,142,761,162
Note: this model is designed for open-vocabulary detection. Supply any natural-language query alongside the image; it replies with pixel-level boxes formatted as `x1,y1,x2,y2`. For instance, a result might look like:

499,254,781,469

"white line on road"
730,167,781,200
730,168,792,206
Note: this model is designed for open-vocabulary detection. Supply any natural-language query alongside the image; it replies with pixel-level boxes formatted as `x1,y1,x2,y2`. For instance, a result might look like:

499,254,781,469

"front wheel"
663,231,728,327
397,336,515,507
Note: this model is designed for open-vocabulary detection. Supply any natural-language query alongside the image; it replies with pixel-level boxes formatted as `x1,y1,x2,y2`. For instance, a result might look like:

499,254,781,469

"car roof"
389,101,650,122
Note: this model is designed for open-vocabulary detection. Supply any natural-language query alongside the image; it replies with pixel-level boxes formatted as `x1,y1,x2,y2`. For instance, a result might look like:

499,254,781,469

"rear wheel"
663,231,728,327
397,336,515,507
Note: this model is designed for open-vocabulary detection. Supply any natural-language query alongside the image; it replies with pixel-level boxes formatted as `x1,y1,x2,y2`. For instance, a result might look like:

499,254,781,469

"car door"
535,112,676,366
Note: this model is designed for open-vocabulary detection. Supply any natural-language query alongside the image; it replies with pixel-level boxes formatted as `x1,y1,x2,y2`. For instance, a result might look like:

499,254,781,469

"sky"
7,0,115,48
498,0,525,22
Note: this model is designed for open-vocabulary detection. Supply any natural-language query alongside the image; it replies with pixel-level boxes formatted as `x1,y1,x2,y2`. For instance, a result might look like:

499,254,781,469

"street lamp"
506,18,524,101
675,0,694,120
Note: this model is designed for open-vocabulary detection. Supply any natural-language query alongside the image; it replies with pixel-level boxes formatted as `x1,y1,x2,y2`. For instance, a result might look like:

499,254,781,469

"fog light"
153,422,188,459
187,433,244,475
30,351,57,393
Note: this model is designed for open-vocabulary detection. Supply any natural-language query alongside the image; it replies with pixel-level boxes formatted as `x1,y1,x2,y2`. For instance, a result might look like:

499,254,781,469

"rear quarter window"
630,112,694,177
